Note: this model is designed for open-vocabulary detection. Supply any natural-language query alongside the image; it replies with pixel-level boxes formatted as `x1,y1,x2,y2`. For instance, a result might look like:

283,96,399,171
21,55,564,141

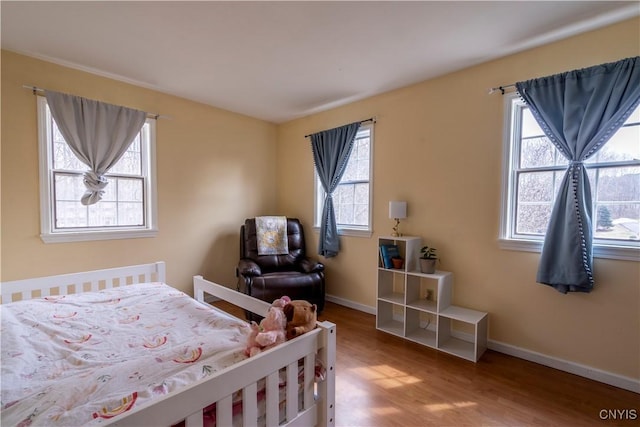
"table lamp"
389,201,407,237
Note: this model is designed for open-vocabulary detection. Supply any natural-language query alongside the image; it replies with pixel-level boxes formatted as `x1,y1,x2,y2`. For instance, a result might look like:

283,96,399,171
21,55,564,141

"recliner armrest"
299,258,324,274
237,259,262,277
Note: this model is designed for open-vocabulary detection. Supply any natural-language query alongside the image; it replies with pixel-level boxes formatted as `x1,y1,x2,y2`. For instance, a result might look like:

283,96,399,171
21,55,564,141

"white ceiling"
2,1,639,123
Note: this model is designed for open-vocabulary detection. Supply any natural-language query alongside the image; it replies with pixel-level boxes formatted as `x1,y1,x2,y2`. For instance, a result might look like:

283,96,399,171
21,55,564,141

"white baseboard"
326,294,376,315
325,293,640,394
488,340,640,394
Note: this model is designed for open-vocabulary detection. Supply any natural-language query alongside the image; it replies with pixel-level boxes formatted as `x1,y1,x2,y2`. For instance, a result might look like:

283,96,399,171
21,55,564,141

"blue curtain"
515,57,640,293
310,122,361,257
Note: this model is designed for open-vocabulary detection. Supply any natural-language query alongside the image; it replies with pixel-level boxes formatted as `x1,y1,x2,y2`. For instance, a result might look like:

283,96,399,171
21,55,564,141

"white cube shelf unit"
376,236,488,362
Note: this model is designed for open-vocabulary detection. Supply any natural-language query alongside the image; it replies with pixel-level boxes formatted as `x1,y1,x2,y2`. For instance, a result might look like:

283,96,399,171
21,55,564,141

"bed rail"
110,275,337,427
0,261,166,304
194,275,336,426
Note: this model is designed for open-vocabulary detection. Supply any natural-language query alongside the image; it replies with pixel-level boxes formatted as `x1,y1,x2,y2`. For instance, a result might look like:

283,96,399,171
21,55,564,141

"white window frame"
313,123,374,237
499,92,639,261
37,96,158,243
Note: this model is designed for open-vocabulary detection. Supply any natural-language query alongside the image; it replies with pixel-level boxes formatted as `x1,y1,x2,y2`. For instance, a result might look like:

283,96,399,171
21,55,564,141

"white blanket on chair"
256,216,289,255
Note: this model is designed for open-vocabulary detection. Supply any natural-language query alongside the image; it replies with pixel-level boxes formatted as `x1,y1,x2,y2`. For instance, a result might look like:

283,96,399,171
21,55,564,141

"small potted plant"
391,257,404,269
419,246,438,274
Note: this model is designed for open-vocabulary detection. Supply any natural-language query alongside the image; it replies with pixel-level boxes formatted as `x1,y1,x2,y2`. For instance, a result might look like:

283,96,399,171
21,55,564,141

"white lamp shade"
389,201,407,219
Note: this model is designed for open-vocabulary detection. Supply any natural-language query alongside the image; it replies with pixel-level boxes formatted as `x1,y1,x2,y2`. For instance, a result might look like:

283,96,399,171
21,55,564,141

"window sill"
41,229,158,243
313,226,372,238
498,238,639,261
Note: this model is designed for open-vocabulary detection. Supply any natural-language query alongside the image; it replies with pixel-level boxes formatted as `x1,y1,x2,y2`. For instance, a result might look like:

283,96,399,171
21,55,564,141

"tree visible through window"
501,94,639,254
52,123,145,228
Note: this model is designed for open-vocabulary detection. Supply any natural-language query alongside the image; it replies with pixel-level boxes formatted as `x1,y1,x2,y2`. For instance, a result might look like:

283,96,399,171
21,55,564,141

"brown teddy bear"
283,300,317,339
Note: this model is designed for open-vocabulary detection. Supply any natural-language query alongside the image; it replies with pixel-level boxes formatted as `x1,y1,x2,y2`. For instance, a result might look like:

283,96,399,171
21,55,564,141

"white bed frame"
0,261,336,427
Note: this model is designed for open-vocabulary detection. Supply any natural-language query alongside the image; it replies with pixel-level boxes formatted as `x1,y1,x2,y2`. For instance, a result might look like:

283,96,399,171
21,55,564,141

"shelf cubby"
376,300,405,337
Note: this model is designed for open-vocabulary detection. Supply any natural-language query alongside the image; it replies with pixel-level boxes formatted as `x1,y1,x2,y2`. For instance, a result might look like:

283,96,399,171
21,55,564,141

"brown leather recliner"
236,218,325,315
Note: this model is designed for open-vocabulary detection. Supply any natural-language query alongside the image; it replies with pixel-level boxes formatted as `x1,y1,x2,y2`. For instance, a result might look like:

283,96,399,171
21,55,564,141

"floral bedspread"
1,282,250,426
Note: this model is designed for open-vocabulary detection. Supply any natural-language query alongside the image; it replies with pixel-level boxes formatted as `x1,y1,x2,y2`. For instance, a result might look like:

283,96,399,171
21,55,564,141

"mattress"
1,282,250,426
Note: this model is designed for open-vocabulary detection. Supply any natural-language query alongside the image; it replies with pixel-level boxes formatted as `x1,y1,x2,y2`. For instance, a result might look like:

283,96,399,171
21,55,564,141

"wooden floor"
216,301,640,427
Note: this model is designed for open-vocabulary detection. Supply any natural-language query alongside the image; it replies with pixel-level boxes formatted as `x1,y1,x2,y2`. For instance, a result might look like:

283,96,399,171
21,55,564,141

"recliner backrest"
240,218,306,271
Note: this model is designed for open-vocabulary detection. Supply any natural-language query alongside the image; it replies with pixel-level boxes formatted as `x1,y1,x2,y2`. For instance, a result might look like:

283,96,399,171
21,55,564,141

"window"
38,97,157,243
314,123,373,237
500,93,639,260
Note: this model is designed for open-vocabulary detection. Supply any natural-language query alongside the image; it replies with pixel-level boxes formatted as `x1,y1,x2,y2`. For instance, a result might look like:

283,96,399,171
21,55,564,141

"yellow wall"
277,17,640,380
1,50,278,292
1,18,639,383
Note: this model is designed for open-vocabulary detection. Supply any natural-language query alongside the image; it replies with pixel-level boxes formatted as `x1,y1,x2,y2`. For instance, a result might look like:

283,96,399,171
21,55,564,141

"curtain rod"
304,117,376,138
22,85,168,120
488,84,516,95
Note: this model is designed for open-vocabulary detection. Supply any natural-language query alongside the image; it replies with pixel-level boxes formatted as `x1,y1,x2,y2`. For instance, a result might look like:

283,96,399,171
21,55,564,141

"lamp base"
391,218,402,237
